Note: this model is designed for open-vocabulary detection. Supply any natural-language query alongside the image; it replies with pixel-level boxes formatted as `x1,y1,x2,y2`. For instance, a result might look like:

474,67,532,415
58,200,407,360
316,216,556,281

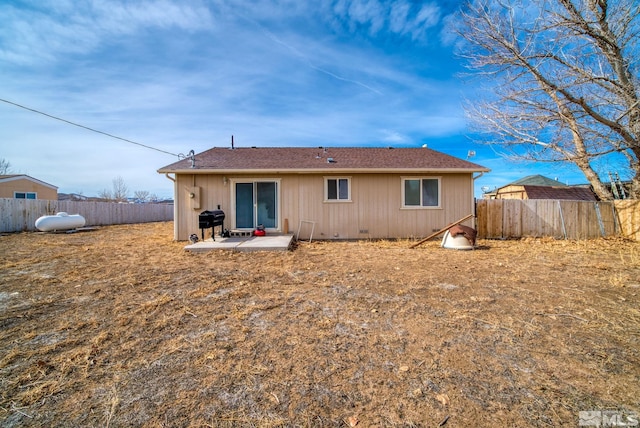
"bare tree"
98,189,112,201
455,0,640,199
134,190,150,203
0,158,12,175
111,176,129,202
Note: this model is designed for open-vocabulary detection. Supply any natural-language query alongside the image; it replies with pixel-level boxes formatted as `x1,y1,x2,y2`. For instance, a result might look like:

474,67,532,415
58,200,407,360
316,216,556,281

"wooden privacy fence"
0,198,174,233
476,199,640,241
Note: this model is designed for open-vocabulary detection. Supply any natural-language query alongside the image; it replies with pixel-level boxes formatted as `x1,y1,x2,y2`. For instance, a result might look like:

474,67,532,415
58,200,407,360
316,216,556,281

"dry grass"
1,222,639,427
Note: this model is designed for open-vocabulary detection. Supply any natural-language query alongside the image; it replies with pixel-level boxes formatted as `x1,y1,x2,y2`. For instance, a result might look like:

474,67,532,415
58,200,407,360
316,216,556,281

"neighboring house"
158,147,489,241
58,193,89,201
0,174,58,200
493,174,597,201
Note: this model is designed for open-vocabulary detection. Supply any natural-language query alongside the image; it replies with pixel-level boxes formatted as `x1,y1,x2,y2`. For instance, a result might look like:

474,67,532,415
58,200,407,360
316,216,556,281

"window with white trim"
325,177,351,202
14,192,36,199
402,177,440,208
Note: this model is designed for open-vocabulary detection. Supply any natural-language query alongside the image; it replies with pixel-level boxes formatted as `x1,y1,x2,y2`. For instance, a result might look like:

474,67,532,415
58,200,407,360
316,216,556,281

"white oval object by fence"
441,230,474,250
35,212,86,232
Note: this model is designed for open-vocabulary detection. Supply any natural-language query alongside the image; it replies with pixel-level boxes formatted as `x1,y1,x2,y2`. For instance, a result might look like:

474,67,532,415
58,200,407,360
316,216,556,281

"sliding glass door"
234,181,278,229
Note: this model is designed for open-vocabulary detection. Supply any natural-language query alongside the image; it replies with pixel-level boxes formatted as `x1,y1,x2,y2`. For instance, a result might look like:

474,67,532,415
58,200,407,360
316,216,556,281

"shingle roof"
510,174,566,187
158,147,489,173
0,174,58,189
523,185,597,201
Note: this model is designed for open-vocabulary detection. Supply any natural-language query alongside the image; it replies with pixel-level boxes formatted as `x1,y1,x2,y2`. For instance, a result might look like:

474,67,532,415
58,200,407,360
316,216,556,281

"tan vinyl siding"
173,172,475,241
175,174,231,241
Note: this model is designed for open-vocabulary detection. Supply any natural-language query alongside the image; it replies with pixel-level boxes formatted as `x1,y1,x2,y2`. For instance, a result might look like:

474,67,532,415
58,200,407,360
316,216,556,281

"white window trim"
324,176,352,202
401,176,441,209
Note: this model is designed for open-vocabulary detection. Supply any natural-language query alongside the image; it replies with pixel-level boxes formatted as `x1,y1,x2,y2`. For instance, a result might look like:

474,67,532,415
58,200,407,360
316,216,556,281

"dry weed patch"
1,222,639,427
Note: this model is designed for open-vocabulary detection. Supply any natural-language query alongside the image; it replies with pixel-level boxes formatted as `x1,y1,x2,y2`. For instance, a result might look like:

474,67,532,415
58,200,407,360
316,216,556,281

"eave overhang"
157,167,491,175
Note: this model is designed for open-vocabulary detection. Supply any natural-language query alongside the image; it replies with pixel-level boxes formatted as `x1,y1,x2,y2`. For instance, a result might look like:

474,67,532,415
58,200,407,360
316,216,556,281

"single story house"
158,147,490,241
492,175,597,201
0,174,58,200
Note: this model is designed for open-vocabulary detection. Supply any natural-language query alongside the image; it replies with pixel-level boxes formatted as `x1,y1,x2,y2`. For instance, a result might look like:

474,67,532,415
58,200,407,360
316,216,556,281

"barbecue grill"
198,210,225,240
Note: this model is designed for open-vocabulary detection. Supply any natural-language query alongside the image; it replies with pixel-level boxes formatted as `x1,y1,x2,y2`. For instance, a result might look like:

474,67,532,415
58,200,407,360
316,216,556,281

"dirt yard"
1,222,639,427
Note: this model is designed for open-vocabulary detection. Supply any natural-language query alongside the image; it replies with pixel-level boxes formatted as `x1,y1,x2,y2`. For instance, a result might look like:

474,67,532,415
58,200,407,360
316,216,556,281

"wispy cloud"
329,0,442,40
91,0,214,32
254,24,383,95
0,0,214,64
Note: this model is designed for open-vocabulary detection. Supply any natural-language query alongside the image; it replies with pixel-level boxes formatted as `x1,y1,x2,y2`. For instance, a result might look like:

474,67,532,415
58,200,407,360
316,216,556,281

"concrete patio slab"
184,234,294,253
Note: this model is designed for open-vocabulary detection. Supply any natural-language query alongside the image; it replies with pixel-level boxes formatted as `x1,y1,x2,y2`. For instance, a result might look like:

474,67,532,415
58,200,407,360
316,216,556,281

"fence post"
594,202,605,237
557,200,567,239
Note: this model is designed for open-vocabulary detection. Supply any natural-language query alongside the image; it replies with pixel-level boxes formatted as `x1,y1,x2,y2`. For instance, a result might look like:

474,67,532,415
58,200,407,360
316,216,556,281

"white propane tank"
35,212,86,232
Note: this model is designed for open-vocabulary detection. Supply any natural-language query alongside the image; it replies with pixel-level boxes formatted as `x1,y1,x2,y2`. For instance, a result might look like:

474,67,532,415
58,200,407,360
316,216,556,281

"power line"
0,97,180,157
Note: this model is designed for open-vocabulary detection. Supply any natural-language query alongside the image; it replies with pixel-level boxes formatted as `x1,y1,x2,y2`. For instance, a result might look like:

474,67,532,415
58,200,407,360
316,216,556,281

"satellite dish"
422,144,428,148
467,150,476,159
481,186,490,192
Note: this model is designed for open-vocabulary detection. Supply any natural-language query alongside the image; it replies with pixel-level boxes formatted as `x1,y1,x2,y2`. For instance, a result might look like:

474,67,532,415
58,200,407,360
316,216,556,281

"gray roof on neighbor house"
158,147,490,173
508,174,566,187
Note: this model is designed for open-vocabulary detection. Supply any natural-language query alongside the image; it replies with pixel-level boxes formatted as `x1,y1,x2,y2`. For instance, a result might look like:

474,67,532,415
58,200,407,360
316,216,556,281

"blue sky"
1,0,586,199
